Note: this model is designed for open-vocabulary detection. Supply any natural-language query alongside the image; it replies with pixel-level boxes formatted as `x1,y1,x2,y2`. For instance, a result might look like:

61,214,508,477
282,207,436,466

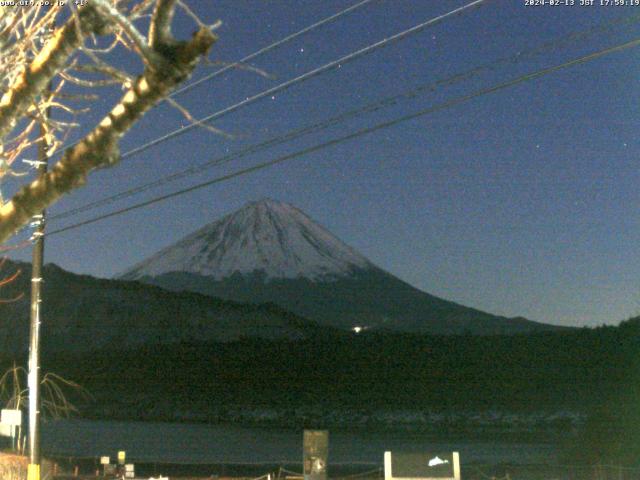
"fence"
2,454,638,480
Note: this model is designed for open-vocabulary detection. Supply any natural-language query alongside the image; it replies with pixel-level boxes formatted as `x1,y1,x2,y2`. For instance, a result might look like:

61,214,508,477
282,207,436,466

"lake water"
40,419,558,466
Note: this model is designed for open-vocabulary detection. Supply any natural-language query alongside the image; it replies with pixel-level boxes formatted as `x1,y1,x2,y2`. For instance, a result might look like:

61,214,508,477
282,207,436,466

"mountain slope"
0,260,333,355
121,199,560,335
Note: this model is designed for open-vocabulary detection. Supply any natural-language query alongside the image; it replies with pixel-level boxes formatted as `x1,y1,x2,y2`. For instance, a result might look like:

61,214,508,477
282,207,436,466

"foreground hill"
42,319,638,432
0,260,333,354
121,199,560,335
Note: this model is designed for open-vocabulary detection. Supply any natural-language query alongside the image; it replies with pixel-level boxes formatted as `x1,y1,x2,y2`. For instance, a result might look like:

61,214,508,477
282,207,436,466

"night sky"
6,0,640,328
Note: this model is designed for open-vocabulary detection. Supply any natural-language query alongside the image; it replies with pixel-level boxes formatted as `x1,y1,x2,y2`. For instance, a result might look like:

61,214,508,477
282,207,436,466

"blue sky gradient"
7,1,640,327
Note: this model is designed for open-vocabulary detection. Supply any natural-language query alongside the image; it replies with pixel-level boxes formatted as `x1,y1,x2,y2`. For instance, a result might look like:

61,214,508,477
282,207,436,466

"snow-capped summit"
122,198,373,281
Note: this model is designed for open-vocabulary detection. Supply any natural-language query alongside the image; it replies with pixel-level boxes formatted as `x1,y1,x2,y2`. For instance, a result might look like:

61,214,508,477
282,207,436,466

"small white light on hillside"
353,326,363,333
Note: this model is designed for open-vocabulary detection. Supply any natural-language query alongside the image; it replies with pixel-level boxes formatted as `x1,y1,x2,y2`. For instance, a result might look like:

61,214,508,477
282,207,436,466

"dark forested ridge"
29,317,638,419
0,259,560,357
0,260,338,354
1,316,637,464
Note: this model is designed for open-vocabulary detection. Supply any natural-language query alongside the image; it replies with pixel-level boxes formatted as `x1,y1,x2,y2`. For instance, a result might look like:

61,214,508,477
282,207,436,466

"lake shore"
39,418,561,467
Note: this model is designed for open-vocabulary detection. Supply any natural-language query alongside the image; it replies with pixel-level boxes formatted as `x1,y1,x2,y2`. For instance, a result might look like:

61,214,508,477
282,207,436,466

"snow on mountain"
122,199,373,281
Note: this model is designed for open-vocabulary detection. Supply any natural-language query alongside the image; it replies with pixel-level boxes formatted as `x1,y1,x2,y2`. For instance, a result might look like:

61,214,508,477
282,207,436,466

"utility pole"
27,89,51,480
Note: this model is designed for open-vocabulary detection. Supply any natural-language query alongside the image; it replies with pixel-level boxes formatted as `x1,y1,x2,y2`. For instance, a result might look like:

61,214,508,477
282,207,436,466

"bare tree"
0,363,90,421
0,1,217,243
0,257,23,303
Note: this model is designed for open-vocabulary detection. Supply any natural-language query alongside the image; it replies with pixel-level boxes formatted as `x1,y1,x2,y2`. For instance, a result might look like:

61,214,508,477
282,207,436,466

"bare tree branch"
0,26,216,243
149,0,177,48
0,2,219,244
92,0,161,68
0,6,104,140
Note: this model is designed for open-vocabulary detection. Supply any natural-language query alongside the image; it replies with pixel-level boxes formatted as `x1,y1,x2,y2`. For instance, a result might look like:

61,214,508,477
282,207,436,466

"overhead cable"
50,14,640,222
47,37,640,237
50,0,378,156
117,0,487,160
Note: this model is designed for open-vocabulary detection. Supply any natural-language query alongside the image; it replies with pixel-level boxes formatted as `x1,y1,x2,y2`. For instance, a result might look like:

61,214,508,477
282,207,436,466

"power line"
55,4,640,169
49,12,640,222
46,37,640,238
48,0,488,221
51,0,378,156
117,0,487,160
170,0,378,98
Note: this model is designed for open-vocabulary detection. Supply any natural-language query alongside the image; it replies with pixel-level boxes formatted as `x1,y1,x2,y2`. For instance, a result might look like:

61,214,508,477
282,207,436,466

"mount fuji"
121,199,558,335
122,198,373,282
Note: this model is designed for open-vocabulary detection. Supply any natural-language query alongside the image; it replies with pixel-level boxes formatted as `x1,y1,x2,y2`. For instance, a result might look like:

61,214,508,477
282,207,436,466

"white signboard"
1,409,21,426
384,452,461,480
0,423,12,437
